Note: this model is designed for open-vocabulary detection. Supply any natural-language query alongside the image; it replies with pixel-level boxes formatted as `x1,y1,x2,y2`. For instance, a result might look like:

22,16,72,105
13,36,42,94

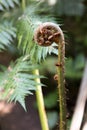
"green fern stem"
22,0,26,11
57,40,67,130
33,69,49,130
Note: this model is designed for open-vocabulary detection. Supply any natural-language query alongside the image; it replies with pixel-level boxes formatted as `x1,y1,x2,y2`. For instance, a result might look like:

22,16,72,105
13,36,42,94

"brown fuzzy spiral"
34,22,64,46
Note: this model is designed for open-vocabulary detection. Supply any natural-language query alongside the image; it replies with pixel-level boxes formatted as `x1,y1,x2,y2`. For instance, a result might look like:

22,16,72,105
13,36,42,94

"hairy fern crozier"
34,22,67,130
34,22,64,46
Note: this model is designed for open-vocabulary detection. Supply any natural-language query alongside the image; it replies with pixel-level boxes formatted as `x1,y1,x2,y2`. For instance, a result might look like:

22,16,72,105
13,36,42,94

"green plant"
16,12,59,130
34,22,67,130
0,1,58,130
0,1,67,130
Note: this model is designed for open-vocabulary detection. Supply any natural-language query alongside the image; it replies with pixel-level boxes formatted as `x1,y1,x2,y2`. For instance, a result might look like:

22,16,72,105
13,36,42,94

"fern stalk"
33,69,49,130
22,0,26,11
57,40,66,130
34,22,67,130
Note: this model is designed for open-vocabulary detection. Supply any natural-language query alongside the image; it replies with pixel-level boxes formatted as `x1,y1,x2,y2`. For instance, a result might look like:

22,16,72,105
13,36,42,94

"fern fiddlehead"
34,22,64,46
34,22,67,130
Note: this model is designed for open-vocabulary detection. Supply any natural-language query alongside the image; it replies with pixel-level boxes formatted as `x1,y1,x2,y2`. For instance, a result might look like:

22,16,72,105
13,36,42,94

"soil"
0,95,41,130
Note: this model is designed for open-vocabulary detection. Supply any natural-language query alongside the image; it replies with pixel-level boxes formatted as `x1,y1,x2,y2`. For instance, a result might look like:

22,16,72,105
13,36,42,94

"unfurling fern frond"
0,0,20,11
0,21,16,52
17,14,58,63
0,56,43,110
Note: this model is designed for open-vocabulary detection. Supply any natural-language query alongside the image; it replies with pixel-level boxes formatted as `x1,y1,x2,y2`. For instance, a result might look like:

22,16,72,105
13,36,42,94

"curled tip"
34,22,64,47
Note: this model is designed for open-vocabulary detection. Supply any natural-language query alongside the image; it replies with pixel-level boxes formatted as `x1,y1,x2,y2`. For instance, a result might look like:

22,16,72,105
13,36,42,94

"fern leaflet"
0,21,16,52
0,56,43,110
0,0,20,11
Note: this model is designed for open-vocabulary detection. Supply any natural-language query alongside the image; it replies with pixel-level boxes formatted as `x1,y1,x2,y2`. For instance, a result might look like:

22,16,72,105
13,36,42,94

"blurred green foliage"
54,0,85,16
47,111,58,129
65,53,85,79
44,91,58,109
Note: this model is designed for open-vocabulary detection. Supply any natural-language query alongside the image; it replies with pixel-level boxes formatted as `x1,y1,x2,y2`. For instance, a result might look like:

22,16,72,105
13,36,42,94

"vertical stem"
22,0,26,11
57,40,66,130
33,69,49,130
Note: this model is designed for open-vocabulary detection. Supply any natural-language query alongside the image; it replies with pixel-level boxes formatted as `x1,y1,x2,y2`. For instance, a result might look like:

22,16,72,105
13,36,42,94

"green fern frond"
0,65,8,89
17,14,58,63
0,56,43,110
0,0,20,11
0,21,16,51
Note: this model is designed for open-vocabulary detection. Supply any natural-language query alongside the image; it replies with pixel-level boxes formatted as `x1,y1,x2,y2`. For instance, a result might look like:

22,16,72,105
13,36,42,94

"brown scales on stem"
54,74,58,81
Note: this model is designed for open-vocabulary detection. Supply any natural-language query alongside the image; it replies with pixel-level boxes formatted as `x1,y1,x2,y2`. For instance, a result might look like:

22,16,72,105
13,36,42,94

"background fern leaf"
0,0,20,11
0,56,43,110
0,21,16,52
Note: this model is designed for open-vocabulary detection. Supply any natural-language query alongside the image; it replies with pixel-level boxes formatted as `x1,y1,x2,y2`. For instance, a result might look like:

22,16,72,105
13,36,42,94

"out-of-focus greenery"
47,111,58,129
